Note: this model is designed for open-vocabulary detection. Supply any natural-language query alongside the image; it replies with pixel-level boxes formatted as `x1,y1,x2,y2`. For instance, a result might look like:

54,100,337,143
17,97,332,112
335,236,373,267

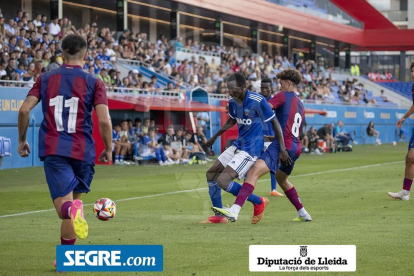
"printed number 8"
291,113,302,138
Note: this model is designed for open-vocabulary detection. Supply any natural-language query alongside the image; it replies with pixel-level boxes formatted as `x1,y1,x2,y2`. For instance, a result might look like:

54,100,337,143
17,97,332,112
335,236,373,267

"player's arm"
397,105,414,128
17,95,39,157
95,104,113,163
206,117,237,148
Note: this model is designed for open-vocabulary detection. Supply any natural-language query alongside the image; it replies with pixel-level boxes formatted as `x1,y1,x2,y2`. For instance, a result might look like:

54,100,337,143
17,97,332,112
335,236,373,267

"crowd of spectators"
0,7,394,109
368,70,395,82
112,117,212,166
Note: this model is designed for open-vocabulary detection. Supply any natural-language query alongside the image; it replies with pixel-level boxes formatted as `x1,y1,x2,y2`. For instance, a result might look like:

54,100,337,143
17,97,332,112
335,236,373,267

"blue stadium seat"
0,137,4,157
3,138,11,157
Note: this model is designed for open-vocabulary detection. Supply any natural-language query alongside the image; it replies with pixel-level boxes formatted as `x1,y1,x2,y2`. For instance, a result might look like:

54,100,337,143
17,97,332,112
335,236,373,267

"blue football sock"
208,181,222,208
115,155,119,161
226,181,262,205
270,172,277,191
120,155,124,161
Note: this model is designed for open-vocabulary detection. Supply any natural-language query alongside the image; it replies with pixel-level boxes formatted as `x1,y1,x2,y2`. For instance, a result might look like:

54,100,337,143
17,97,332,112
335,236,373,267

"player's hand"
206,136,217,149
99,150,112,163
18,141,31,157
396,118,405,128
279,149,292,166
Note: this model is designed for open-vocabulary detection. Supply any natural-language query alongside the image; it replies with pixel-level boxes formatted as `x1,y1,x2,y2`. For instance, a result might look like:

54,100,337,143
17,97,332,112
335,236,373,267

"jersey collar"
62,64,82,69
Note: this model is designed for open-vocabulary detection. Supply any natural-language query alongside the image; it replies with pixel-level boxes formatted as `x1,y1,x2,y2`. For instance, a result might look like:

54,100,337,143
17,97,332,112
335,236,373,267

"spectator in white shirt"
49,17,61,36
5,18,16,37
32,14,42,27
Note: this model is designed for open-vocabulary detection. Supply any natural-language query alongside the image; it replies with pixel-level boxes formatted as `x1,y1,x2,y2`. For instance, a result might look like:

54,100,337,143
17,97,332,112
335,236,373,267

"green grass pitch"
0,144,413,276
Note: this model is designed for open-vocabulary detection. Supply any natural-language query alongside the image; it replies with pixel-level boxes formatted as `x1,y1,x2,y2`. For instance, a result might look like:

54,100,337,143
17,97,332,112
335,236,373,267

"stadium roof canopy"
127,0,414,51
65,0,414,51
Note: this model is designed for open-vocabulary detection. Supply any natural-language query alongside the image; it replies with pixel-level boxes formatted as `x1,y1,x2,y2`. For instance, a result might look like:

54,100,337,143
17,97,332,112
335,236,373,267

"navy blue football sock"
208,181,222,208
270,172,277,191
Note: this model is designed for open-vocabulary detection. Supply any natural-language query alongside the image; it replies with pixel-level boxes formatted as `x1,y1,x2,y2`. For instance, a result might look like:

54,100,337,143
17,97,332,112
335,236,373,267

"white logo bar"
249,245,356,272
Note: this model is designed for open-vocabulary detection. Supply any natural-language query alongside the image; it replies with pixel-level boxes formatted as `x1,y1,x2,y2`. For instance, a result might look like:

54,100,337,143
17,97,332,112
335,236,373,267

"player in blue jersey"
260,78,284,197
201,73,290,224
388,62,414,201
213,69,311,222
17,34,113,263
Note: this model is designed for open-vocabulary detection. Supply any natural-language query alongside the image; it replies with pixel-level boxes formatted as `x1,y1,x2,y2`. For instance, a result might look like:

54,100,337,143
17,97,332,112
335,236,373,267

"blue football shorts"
44,155,95,201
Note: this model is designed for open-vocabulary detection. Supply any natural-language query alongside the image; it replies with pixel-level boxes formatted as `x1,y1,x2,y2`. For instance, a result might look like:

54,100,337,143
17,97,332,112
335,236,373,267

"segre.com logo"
56,245,163,272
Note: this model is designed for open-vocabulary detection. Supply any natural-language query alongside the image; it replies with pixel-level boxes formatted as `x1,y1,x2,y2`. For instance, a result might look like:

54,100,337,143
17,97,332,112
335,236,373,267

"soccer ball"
93,198,116,221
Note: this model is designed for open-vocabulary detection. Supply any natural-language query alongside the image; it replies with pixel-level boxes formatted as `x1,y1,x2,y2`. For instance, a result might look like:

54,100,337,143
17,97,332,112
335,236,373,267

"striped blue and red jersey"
28,64,108,163
268,91,305,156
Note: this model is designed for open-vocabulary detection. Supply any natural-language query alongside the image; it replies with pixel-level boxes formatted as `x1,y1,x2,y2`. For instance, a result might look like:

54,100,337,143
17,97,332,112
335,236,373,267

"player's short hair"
134,118,141,123
411,61,414,71
227,73,246,88
277,69,303,86
148,127,155,132
261,78,272,85
61,34,87,61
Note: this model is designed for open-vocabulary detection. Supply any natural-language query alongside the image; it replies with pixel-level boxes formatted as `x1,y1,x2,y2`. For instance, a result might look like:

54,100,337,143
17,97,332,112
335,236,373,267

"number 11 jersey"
28,64,108,163
268,91,305,157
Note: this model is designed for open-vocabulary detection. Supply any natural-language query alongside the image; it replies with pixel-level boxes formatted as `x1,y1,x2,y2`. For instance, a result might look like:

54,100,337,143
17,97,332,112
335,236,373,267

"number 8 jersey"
28,64,108,163
268,91,305,156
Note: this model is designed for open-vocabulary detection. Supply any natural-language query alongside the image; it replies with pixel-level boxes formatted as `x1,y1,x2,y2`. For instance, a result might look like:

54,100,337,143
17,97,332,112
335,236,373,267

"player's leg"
216,149,264,205
114,144,121,164
201,159,227,224
265,141,281,195
302,134,309,153
388,147,414,200
212,159,270,222
53,193,77,246
44,156,90,245
276,170,311,221
269,172,283,196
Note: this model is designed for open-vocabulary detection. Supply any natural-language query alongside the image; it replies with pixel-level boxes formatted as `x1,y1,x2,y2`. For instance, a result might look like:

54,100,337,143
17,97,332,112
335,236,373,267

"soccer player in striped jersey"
388,62,414,200
17,34,113,260
212,69,312,222
201,73,290,224
260,78,284,197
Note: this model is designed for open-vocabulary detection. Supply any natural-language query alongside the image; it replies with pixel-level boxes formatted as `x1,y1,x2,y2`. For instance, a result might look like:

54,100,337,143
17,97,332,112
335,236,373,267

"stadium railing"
117,58,190,90
175,48,221,65
106,88,184,99
0,80,35,87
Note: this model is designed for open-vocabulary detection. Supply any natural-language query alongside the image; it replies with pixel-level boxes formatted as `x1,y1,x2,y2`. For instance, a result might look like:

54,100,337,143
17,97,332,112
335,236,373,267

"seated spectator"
317,124,335,151
5,58,19,81
133,118,143,137
46,55,60,71
351,90,361,104
194,125,209,154
139,127,171,166
97,68,111,87
165,82,175,91
334,120,356,146
380,90,392,102
300,120,309,153
366,121,381,145
362,93,377,105
158,126,181,163
113,121,132,164
150,75,160,90
142,117,150,135
180,130,199,152
129,69,141,87
307,126,322,155
196,111,210,129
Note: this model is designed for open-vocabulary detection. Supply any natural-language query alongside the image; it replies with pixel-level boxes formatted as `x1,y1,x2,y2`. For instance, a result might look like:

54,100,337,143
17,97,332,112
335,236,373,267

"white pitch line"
0,161,403,219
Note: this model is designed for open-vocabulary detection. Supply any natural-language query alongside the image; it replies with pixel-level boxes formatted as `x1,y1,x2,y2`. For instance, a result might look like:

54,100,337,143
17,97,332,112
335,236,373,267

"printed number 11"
49,96,79,133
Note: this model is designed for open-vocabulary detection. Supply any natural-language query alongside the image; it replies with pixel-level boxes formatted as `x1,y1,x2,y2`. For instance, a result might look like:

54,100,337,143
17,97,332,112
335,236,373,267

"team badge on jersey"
244,109,250,116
